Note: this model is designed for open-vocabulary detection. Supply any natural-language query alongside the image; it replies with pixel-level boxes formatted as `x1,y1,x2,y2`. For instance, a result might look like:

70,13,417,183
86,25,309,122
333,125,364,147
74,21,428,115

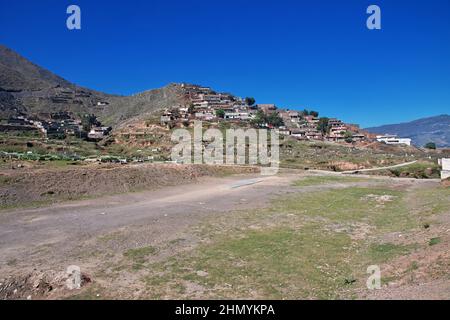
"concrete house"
257,104,277,114
276,127,291,136
376,134,412,146
88,127,110,140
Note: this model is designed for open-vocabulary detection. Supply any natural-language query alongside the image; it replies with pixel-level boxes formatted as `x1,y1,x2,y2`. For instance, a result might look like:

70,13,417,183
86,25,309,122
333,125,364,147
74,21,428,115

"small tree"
188,103,195,114
302,109,310,116
310,110,319,117
344,131,353,143
317,117,330,134
424,142,436,149
81,114,100,132
215,109,225,119
266,112,284,127
245,97,256,106
251,110,266,127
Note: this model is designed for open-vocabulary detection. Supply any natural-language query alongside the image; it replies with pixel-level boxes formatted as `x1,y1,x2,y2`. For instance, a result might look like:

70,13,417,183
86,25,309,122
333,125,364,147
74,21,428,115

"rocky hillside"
366,115,450,148
0,45,185,126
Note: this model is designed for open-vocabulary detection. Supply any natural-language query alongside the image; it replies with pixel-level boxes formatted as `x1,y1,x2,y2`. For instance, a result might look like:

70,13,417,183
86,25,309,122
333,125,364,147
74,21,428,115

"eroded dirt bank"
0,163,258,208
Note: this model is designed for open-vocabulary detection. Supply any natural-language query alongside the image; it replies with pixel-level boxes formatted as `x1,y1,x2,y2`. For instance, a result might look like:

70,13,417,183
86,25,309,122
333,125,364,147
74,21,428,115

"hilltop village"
0,110,111,141
158,84,396,145
1,83,413,151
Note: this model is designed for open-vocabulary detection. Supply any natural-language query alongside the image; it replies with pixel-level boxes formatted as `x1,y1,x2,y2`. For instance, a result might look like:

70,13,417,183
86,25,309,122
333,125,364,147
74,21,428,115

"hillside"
366,115,450,148
0,45,185,126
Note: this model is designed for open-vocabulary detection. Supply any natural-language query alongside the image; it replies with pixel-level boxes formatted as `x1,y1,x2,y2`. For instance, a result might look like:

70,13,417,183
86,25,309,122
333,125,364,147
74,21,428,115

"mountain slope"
365,115,450,147
0,45,72,91
0,44,185,126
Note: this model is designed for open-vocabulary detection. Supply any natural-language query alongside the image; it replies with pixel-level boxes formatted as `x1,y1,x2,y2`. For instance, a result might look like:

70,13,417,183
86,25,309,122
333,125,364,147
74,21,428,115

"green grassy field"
293,175,368,186
94,178,447,299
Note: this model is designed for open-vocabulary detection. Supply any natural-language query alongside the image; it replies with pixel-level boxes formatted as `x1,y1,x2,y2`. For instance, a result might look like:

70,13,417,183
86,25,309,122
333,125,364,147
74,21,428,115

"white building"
438,158,450,180
376,134,412,146
224,112,250,120
195,111,215,121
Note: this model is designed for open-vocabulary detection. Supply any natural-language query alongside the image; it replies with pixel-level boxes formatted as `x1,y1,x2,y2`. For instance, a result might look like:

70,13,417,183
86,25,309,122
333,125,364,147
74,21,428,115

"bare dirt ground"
0,168,297,299
0,166,448,300
0,163,258,208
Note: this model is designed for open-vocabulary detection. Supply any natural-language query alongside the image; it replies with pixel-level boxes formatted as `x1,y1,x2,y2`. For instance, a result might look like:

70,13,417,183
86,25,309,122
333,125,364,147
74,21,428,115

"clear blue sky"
1,0,449,127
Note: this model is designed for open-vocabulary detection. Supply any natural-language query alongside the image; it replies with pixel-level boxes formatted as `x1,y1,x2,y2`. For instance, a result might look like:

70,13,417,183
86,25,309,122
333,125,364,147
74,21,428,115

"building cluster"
1,83,414,147
3,112,111,141
161,84,379,144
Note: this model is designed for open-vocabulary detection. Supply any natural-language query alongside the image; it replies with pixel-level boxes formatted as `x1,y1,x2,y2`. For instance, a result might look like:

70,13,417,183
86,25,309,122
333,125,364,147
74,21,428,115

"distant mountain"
365,115,450,148
0,44,186,126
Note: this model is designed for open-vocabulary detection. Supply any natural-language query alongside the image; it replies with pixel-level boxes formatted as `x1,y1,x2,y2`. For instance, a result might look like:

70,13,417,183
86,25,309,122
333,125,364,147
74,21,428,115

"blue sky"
1,0,449,127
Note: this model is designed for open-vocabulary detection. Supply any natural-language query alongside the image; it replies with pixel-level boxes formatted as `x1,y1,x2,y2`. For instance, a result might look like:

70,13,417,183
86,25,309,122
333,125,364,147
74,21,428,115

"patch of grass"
139,186,425,299
142,187,420,299
279,139,426,172
388,161,441,179
275,187,410,232
429,237,441,246
98,231,124,243
124,246,157,265
0,175,13,185
146,224,355,299
407,261,419,272
368,243,414,263
293,175,367,187
411,187,450,217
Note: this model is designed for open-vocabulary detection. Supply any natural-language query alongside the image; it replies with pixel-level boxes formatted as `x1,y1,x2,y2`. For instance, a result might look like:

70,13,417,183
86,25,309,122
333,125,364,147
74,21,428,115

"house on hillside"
276,127,292,136
288,111,301,123
351,133,366,142
88,126,111,140
195,110,216,121
257,104,277,114
304,115,319,125
224,112,250,121
290,129,307,139
160,112,174,125
305,129,323,141
328,121,348,142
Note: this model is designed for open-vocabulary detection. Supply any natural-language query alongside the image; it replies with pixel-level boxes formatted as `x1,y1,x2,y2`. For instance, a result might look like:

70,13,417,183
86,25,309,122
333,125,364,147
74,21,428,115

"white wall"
441,158,450,171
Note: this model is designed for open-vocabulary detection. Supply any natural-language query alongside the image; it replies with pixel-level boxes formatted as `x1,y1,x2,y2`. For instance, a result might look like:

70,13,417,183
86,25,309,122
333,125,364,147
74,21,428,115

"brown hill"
0,44,185,126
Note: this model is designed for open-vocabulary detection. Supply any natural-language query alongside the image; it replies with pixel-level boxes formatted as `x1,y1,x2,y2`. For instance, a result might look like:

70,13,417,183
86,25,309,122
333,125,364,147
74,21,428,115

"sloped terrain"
366,115,450,148
0,45,185,127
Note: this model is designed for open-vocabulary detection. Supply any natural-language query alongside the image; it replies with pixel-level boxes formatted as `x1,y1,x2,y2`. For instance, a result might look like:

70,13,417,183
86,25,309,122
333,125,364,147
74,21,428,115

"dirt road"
0,172,300,274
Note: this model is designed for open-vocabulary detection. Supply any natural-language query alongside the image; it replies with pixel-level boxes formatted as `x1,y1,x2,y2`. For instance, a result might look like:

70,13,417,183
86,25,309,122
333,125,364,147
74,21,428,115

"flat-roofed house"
328,124,348,142
304,115,319,125
257,104,277,114
288,111,301,123
224,112,250,120
376,134,412,146
88,127,111,140
276,127,291,136
351,133,366,142
290,129,307,139
195,111,216,121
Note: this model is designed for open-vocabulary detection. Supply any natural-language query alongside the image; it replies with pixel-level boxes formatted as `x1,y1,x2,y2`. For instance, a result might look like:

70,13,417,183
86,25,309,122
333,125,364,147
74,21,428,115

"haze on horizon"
1,0,449,127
